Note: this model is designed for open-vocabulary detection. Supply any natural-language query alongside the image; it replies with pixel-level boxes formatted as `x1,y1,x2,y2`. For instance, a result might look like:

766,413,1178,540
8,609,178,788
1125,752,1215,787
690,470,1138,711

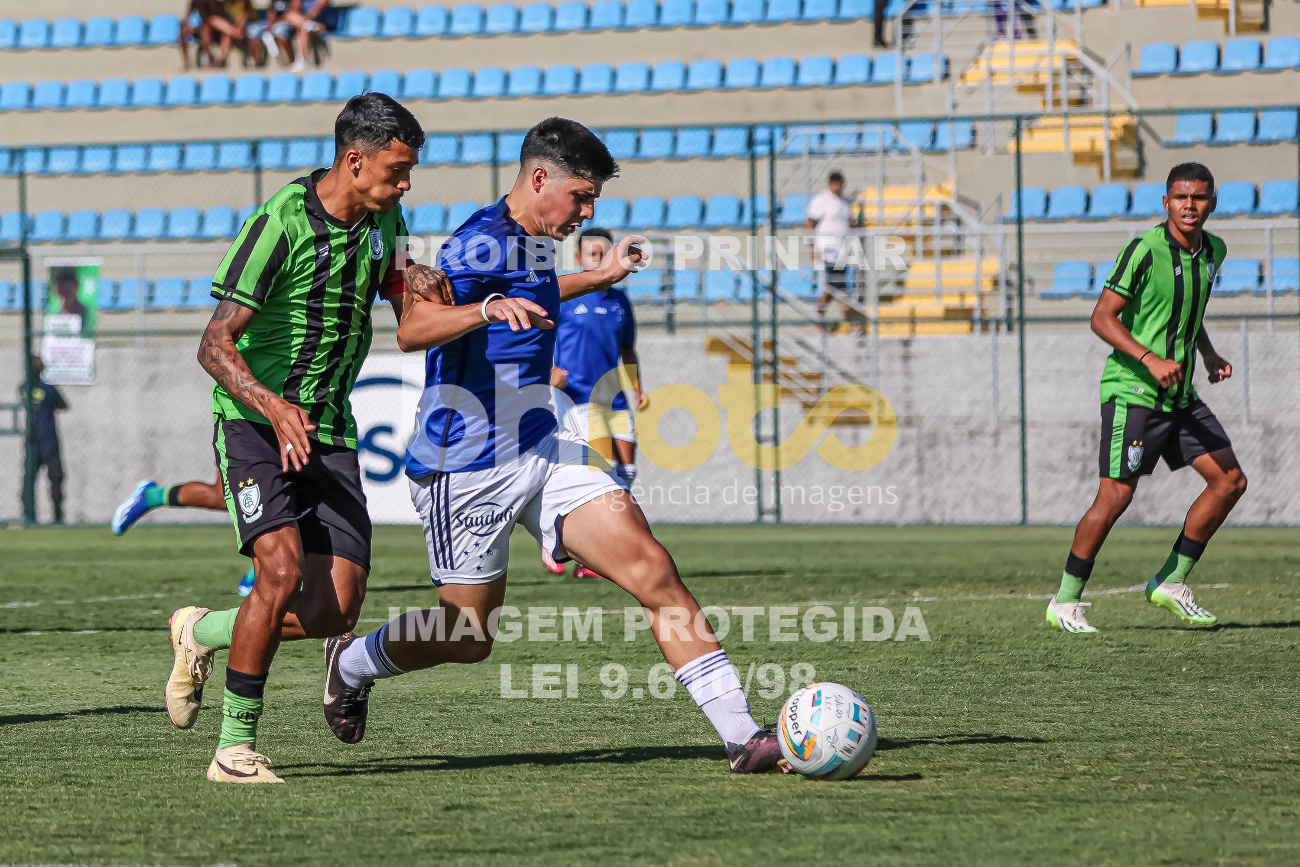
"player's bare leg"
571,435,618,580
1046,478,1137,633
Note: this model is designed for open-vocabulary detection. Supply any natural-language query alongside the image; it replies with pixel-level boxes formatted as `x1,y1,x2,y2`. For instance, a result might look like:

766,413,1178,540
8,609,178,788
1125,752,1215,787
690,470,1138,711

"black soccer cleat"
725,724,791,775
323,633,372,744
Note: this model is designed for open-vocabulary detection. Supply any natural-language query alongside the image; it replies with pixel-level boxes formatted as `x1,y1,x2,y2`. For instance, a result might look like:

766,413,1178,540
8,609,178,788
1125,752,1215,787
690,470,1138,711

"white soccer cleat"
1146,579,1218,626
206,744,284,784
166,606,214,729
1045,600,1098,634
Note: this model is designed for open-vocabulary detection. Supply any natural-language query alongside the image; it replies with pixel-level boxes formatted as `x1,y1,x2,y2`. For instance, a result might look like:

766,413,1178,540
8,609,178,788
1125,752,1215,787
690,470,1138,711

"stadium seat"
579,63,613,94
906,53,945,83
112,278,144,310
703,194,742,228
651,60,687,91
778,193,807,227
760,57,797,87
438,68,472,98
623,268,666,298
629,196,665,228
50,17,80,48
1130,183,1165,218
18,18,49,50
266,73,299,103
229,74,264,105
166,209,201,240
819,125,859,152
1215,259,1258,296
447,200,481,228
507,66,541,97
402,69,437,99
379,7,414,38
797,56,834,87
704,270,740,300
0,81,30,111
1168,112,1213,147
42,147,77,175
593,196,628,229
362,69,397,97
1047,262,1091,299
603,129,638,159
30,211,65,243
1004,186,1047,221
802,0,837,19
66,211,97,242
1218,38,1261,74
0,21,14,51
83,17,114,48
1087,184,1129,219
1256,179,1298,216
97,79,130,109
0,213,21,244
485,3,520,33
81,146,113,174
553,1,588,30
164,76,197,107
449,4,485,35
413,5,448,35
147,15,181,46
696,0,730,25
1091,260,1115,295
496,131,525,162
114,16,147,46
473,67,507,98
152,278,187,308
149,143,182,173
590,0,625,28
115,145,146,174
1176,40,1219,75
300,72,333,102
319,137,336,165
1134,42,1177,77
859,124,894,151
731,0,767,23
31,81,64,111
199,76,231,106
930,120,974,151
1045,186,1087,220
98,209,132,240
615,62,650,92
1263,36,1300,71
725,58,761,89
335,71,368,100
184,277,217,309
675,127,711,157
1211,110,1256,145
896,121,933,150
1271,257,1300,294
286,138,320,167
543,65,577,96
411,203,448,234
218,141,252,171
15,147,43,175
1213,181,1256,217
132,209,166,240
1256,109,1298,144
687,59,724,90
672,270,701,297
640,129,674,159
520,3,554,32
623,0,658,26
344,6,381,37
421,134,459,163
711,126,750,156
869,54,898,84
765,0,801,22
460,134,493,162
257,140,287,169
200,206,236,239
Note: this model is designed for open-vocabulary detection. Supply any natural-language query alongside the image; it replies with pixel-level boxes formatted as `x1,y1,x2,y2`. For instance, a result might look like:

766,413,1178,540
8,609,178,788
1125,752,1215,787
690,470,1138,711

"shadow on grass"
877,733,1045,751
0,626,167,635
278,745,725,777
850,772,925,783
1128,620,1300,632
0,704,162,727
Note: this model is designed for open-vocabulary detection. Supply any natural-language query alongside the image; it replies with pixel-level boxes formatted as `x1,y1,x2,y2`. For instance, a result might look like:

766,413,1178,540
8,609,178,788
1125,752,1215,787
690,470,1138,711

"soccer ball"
778,682,877,780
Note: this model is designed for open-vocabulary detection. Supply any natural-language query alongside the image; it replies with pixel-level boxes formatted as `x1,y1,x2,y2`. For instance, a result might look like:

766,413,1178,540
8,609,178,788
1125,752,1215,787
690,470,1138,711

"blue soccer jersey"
554,287,637,411
405,198,560,476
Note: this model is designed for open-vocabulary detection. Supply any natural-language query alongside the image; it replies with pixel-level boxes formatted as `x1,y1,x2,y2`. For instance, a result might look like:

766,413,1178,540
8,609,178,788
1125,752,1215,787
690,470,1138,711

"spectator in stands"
272,0,331,72
806,171,854,327
873,0,888,48
249,0,297,67
181,0,220,70
19,357,67,525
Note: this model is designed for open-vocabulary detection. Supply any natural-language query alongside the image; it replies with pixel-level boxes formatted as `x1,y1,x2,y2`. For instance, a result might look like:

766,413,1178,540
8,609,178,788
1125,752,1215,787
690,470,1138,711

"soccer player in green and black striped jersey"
162,93,425,783
1046,163,1247,635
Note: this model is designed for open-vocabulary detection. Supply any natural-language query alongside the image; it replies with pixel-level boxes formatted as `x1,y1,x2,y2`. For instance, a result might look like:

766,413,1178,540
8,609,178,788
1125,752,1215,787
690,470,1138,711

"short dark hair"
578,227,613,245
828,171,845,184
1166,162,1214,194
335,93,425,158
520,117,619,183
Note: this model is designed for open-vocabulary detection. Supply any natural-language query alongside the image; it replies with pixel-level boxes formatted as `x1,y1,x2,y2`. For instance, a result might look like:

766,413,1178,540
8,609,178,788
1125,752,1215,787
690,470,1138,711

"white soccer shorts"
408,433,624,586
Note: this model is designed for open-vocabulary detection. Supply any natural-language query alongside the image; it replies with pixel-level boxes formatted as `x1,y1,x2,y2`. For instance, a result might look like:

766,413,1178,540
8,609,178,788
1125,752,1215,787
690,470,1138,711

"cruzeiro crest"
237,478,263,523
1126,440,1145,473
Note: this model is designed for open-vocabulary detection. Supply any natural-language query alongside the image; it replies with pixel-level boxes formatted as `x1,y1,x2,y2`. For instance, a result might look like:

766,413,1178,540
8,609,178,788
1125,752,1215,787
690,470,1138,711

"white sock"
338,625,404,689
614,462,638,487
674,650,760,747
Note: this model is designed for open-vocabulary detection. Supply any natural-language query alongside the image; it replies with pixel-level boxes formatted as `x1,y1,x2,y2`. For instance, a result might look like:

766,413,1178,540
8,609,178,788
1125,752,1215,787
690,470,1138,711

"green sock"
192,607,239,652
144,484,173,509
1055,553,1094,603
217,689,263,750
1152,532,1206,586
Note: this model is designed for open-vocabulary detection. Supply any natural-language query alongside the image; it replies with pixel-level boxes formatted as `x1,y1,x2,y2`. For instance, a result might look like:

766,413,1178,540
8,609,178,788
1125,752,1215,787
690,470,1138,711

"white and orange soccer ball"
778,682,877,780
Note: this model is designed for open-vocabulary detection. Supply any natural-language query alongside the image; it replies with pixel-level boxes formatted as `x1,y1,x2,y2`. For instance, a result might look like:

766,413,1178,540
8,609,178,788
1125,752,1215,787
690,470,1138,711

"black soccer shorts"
1098,398,1233,480
213,418,372,570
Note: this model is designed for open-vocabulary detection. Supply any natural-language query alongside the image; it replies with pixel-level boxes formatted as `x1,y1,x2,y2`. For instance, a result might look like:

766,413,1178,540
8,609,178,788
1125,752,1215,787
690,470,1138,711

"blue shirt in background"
554,287,637,411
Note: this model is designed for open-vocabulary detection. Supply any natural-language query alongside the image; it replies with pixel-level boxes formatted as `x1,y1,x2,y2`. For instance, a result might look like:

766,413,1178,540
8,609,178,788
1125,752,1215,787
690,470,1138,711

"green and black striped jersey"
210,169,407,448
1099,223,1227,412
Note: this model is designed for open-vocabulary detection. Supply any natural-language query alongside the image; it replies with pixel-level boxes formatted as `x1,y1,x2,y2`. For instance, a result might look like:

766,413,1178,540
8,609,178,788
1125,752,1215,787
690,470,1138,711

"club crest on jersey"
369,228,384,260
573,303,588,314
237,481,263,522
1126,440,1144,473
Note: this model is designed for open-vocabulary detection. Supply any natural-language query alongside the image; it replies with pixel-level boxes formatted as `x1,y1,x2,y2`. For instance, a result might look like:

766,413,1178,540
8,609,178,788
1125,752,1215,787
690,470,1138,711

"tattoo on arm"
197,299,281,415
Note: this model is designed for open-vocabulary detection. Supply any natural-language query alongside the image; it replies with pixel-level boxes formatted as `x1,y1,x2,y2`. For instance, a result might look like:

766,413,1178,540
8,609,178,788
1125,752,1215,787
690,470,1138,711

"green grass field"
1,523,1297,866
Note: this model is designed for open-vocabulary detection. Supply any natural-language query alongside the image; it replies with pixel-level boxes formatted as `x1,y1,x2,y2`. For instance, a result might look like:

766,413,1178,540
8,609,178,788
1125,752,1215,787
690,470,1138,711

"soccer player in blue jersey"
325,117,787,774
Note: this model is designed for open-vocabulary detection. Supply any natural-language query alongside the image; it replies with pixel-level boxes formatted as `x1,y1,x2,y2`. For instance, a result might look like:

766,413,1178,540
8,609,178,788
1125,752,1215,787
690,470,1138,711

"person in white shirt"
804,171,854,325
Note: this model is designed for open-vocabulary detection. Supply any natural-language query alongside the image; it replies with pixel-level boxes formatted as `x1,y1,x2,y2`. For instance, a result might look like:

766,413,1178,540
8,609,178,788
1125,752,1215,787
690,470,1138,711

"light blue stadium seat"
0,81,31,111
1130,183,1165,218
1215,259,1258,296
320,137,336,165
1263,36,1300,71
819,124,858,152
520,3,554,32
31,81,64,111
726,58,761,88
675,127,711,157
164,76,197,107
640,129,674,158
703,194,742,227
66,211,97,241
19,146,45,174
344,7,381,37
1257,179,1298,216
334,71,368,100
859,124,894,151
543,64,577,95
184,277,218,309
115,145,146,173
629,196,665,228
149,143,182,173
132,209,167,240
1168,112,1213,146
1047,262,1091,299
869,53,898,84
554,1,588,30
152,278,187,309
731,0,767,23
1271,257,1300,294
579,63,613,94
711,126,750,156
497,131,525,162
30,211,65,242
1087,183,1129,219
83,17,114,48
1045,185,1087,221
485,3,520,33
97,78,129,109
45,147,78,174
1004,186,1047,221
1256,109,1298,143
778,193,806,227
402,69,437,99
897,121,934,150
672,270,701,298
380,7,414,38
460,134,493,162
115,16,147,47
300,72,333,102
651,60,687,91
147,15,181,46
473,67,506,98
783,268,816,298
615,62,650,92
113,278,145,310
591,0,625,28
415,5,449,36
624,0,659,26
1215,181,1256,217
232,74,265,104
660,0,696,26
594,197,628,229
257,140,286,169
704,270,740,300
1176,40,1219,75
199,76,231,106
603,129,638,159
696,0,731,25
1211,110,1256,145
905,52,945,82
50,17,81,48
765,0,801,21
449,4,484,35
286,138,320,167
1092,260,1116,295
0,21,15,50
412,203,448,234
1134,42,1176,77
447,200,482,229
218,141,252,170
797,56,834,86
438,68,472,98
687,59,724,89
81,146,113,174
421,134,459,163
166,208,201,240
18,18,49,50
760,57,796,87
98,209,131,240
803,0,838,17
266,73,299,103
507,66,541,97
369,69,401,95
0,213,22,244
200,207,236,239
622,268,665,298
1218,38,1261,73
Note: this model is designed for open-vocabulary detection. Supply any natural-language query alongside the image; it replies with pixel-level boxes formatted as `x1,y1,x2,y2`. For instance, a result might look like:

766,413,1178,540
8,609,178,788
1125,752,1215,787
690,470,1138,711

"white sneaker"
207,744,284,783
1146,578,1217,626
1045,600,1098,633
288,57,306,73
166,606,214,729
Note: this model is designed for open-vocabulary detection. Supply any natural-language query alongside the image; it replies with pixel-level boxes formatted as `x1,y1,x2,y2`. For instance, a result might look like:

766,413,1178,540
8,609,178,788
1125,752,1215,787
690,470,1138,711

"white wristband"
481,293,505,323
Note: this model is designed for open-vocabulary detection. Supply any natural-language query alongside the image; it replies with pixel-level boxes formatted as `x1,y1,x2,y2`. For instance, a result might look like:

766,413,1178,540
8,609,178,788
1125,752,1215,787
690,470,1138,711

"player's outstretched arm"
1197,328,1232,383
198,299,316,471
397,264,553,352
1091,289,1183,389
558,235,646,301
